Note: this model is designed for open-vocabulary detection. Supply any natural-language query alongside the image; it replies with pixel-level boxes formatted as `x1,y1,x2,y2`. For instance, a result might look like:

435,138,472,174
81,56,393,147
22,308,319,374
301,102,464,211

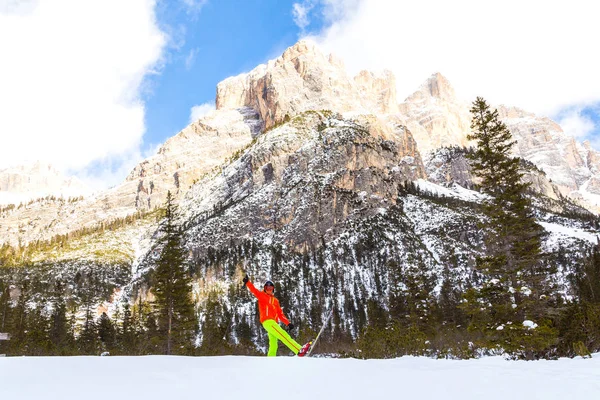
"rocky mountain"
2,40,598,247
216,41,398,130
0,161,90,206
1,40,600,358
397,72,472,154
396,72,600,209
180,111,425,253
0,108,260,246
499,106,600,205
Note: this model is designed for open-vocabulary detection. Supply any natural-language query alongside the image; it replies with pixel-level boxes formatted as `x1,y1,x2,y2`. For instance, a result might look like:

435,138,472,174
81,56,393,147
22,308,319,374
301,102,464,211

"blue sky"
143,0,325,149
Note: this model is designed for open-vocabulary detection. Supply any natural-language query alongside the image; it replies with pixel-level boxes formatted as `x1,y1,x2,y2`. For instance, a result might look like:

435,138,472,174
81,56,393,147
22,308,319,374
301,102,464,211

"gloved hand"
242,274,249,286
287,323,295,331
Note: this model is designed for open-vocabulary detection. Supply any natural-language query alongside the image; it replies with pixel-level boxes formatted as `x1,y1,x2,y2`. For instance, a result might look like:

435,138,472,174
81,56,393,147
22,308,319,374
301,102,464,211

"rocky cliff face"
498,106,581,191
124,107,261,210
424,146,563,201
498,106,600,205
0,161,90,205
397,73,473,154
0,108,261,246
2,40,600,248
216,40,398,130
176,111,425,253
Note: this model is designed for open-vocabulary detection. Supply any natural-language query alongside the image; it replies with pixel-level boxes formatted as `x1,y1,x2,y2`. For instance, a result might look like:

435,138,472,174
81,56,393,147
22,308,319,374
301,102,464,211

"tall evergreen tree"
49,281,71,355
141,304,161,354
466,97,555,356
8,280,29,354
0,278,10,333
119,299,135,353
198,290,230,355
25,306,50,356
49,300,70,355
97,312,116,352
152,191,197,355
575,244,600,304
557,243,600,356
78,307,98,354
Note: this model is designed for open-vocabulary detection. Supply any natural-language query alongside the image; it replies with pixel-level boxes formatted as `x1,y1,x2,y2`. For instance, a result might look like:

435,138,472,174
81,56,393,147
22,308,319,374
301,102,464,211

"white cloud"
558,109,596,139
319,0,361,23
0,0,39,15
185,47,199,70
306,0,600,118
189,102,215,123
0,0,166,187
181,0,208,15
293,2,314,30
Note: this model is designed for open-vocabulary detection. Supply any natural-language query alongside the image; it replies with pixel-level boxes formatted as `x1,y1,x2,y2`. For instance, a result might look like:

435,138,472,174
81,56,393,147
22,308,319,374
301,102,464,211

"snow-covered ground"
415,179,486,202
1,355,599,399
539,221,599,245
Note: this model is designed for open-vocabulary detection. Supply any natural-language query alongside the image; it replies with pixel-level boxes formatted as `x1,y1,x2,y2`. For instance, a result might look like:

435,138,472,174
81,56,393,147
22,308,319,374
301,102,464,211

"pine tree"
78,307,98,354
198,290,229,355
0,279,9,356
152,191,197,355
97,312,116,352
466,97,555,357
575,244,600,304
49,280,71,355
557,244,600,356
119,299,135,353
49,300,69,354
0,278,10,333
24,306,50,356
8,280,29,355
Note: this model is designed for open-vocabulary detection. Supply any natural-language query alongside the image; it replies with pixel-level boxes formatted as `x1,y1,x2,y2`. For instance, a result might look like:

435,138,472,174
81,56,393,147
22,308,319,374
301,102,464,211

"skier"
243,274,311,357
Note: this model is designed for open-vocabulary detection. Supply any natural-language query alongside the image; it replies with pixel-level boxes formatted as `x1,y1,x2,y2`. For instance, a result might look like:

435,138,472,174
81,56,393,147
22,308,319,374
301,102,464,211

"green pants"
262,319,301,356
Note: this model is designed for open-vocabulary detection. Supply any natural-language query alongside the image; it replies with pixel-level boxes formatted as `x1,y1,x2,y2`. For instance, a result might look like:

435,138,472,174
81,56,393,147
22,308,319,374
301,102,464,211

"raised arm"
244,275,264,301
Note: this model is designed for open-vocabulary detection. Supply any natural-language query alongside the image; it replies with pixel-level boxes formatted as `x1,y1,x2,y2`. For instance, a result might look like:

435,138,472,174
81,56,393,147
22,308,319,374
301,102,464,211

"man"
243,274,311,357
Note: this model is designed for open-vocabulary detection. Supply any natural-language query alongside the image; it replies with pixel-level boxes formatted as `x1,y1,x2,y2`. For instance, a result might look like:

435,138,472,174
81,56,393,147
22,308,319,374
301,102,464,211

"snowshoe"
298,341,312,357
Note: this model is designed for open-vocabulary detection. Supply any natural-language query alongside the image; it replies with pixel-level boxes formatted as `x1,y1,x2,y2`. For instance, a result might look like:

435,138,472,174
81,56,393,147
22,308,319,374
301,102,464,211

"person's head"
264,280,275,294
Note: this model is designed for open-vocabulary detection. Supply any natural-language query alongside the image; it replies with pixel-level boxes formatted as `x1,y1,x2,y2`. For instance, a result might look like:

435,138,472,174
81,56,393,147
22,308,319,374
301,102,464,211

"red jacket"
246,280,290,325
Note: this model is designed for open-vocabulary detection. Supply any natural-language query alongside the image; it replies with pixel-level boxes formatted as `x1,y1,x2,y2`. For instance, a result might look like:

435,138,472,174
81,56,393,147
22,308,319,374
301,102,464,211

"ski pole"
307,308,334,357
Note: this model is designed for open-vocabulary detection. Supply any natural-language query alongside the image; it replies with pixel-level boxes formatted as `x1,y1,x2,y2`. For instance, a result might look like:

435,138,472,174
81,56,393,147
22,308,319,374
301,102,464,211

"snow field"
1,354,599,400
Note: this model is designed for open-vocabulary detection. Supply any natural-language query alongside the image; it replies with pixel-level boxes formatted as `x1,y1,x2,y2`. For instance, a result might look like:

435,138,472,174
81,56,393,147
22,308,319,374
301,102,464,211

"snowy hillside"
1,355,599,400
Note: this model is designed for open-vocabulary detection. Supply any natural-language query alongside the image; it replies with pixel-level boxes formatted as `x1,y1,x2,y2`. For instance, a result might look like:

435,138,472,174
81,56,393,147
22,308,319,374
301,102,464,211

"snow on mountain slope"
0,107,260,247
539,221,598,246
398,72,600,209
415,179,485,202
1,355,598,400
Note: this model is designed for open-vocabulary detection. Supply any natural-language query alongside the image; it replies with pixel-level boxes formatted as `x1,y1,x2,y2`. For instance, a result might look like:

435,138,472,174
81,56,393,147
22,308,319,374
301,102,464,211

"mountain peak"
280,39,321,60
215,40,398,129
422,72,456,100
